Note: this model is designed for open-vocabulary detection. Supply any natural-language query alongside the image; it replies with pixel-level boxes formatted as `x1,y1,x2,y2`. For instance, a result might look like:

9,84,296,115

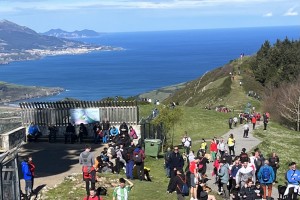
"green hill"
164,57,264,112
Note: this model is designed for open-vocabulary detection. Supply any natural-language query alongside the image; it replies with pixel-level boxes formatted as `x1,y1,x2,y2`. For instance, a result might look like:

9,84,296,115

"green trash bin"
144,139,162,158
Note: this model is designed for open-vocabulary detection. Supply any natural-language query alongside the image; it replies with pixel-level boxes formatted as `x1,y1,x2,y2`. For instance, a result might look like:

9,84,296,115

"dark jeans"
287,187,298,200
229,146,235,156
264,122,268,130
272,167,277,182
48,132,56,143
27,132,41,142
79,132,84,143
25,180,32,195
243,129,249,137
126,160,134,179
184,146,190,156
135,162,144,181
64,132,75,143
222,183,230,199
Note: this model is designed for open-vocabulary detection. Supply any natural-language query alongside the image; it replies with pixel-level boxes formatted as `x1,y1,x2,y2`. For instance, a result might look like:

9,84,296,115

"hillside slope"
165,57,264,111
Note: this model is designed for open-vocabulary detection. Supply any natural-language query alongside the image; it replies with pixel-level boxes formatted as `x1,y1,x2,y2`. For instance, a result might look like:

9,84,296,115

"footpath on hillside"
204,123,279,198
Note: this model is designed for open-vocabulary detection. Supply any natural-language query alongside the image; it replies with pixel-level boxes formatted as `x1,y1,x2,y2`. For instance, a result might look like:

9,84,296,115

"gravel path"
204,123,280,198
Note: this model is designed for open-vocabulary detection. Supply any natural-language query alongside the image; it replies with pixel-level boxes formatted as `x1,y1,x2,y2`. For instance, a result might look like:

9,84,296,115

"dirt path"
204,123,279,198
18,142,107,190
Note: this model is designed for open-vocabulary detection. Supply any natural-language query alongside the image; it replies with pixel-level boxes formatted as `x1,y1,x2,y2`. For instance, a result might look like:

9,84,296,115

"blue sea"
0,26,299,102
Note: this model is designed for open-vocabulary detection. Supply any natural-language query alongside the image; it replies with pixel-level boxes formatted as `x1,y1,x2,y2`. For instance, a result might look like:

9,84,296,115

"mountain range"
42,29,101,38
0,20,111,64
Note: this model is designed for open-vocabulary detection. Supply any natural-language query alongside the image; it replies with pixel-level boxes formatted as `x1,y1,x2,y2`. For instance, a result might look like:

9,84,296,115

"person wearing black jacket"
169,146,184,178
268,152,279,183
198,152,210,176
79,123,88,144
168,169,187,200
65,123,75,144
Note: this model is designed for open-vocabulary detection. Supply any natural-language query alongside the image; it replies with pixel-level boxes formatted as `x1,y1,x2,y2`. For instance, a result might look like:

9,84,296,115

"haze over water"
0,26,299,102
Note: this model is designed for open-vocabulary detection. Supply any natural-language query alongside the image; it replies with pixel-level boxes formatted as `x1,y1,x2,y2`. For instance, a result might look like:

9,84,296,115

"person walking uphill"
251,115,257,130
79,145,96,195
182,131,192,156
257,160,275,199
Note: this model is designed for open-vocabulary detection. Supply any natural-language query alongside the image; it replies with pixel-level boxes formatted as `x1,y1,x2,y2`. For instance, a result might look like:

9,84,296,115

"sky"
0,0,299,32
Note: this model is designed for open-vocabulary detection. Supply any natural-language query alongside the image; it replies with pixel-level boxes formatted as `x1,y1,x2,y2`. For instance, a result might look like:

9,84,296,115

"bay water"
0,26,299,102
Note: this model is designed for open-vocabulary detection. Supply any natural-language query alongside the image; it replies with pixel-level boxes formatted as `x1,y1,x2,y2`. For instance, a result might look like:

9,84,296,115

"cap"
289,162,296,166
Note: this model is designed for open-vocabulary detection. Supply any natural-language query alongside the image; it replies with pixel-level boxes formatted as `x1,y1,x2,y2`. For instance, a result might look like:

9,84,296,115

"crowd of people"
22,111,299,200
163,127,299,200
77,120,152,200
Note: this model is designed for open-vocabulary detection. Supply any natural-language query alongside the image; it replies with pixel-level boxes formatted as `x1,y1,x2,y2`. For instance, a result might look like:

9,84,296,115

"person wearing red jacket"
28,156,36,192
251,116,257,130
210,138,218,162
83,189,103,200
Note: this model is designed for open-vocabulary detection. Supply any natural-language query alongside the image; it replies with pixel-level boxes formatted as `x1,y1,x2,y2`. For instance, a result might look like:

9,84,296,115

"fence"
0,143,22,200
19,101,139,127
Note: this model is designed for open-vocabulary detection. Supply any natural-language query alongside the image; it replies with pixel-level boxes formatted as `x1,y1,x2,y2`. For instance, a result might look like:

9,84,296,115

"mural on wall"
70,109,100,125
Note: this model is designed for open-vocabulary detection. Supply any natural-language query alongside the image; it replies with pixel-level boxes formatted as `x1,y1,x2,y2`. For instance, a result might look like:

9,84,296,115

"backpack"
262,167,271,182
177,175,189,196
133,151,143,163
82,166,95,180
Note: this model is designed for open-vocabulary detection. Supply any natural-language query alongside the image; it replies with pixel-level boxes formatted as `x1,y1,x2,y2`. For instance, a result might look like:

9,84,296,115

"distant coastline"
0,46,124,65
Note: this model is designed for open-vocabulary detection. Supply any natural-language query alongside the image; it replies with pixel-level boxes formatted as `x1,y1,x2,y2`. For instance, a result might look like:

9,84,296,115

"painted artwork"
70,108,100,125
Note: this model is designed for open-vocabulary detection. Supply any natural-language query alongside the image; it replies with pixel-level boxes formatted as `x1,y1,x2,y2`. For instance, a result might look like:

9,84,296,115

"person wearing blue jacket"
21,159,33,197
285,162,300,200
257,160,275,199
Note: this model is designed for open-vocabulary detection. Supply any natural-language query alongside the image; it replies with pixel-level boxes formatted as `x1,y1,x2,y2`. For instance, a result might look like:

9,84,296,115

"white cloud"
284,7,298,16
263,12,273,17
0,0,289,11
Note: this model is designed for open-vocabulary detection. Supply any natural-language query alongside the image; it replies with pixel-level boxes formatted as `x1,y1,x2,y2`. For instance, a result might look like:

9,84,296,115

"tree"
151,105,183,148
277,79,300,131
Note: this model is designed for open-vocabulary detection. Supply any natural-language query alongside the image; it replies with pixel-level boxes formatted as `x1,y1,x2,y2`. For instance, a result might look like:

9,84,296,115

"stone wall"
0,127,25,152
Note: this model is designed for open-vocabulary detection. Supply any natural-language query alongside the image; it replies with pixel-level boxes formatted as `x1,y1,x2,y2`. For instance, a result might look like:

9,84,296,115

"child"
254,182,264,200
